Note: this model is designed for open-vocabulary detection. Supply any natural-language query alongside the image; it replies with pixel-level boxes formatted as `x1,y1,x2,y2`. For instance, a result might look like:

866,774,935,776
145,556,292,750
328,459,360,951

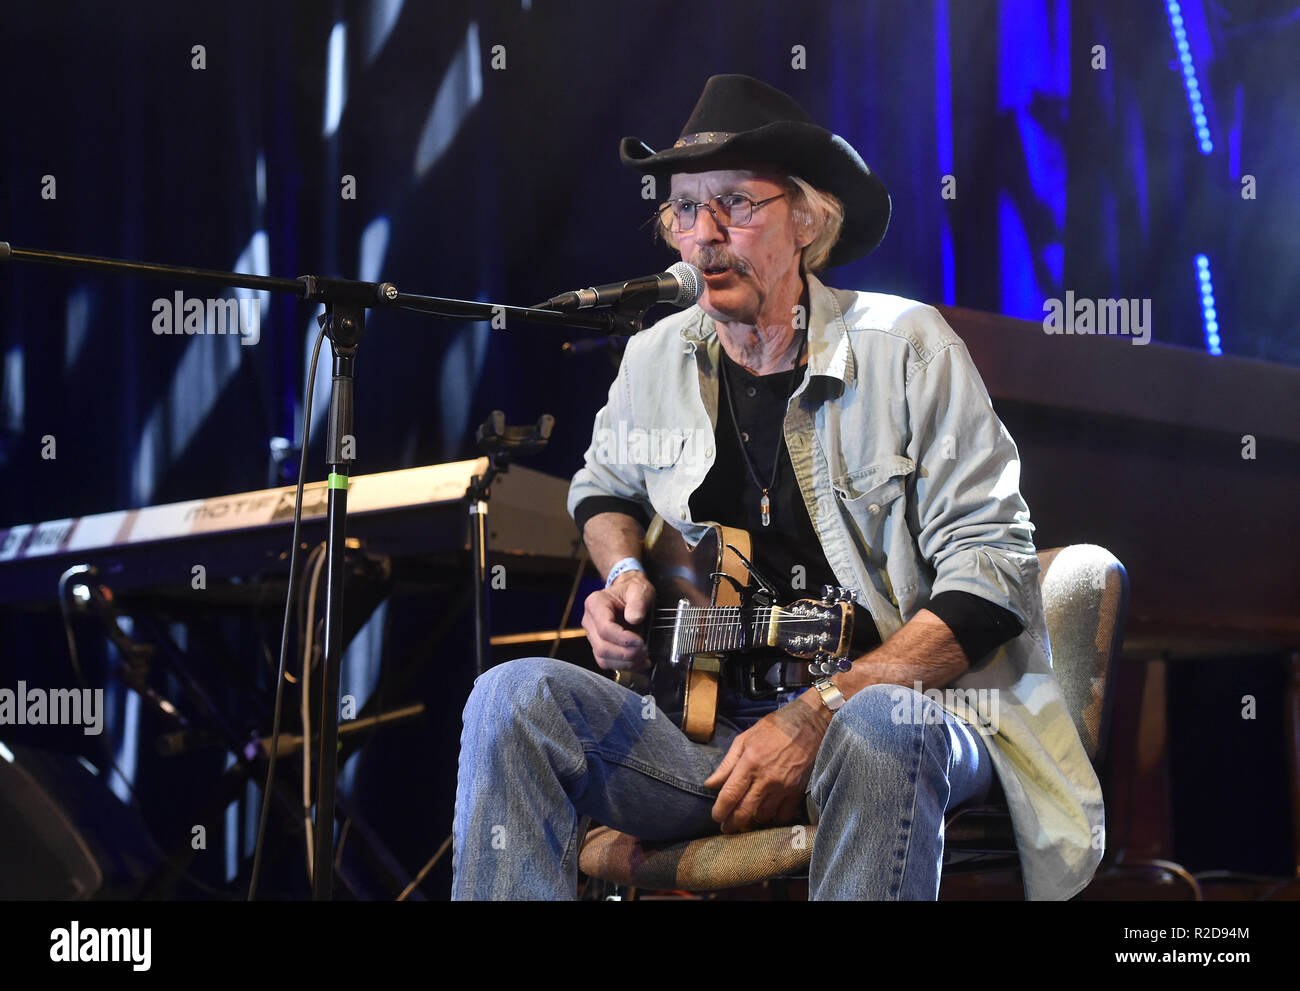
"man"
453,74,1103,900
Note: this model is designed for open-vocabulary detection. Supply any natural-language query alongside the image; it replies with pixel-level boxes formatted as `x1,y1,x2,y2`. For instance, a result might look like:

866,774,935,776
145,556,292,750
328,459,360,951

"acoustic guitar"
614,515,858,743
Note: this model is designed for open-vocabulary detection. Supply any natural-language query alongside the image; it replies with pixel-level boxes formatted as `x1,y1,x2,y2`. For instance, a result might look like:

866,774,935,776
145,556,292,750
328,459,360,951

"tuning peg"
821,584,836,603
834,656,853,672
806,651,835,678
837,587,857,602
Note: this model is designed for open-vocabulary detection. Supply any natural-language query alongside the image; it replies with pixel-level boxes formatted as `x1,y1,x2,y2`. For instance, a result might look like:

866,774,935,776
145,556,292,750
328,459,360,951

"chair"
578,544,1130,898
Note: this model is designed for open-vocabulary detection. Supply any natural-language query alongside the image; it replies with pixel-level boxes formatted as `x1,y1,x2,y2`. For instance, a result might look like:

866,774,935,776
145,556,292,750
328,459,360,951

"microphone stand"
0,240,651,899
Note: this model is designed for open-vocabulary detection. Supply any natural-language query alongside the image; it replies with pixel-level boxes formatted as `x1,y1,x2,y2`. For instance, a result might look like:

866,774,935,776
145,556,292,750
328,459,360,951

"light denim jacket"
567,273,1105,900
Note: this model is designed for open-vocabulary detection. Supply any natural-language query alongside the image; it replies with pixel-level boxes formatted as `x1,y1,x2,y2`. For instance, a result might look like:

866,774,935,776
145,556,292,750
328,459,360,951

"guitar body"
642,516,751,743
625,516,856,744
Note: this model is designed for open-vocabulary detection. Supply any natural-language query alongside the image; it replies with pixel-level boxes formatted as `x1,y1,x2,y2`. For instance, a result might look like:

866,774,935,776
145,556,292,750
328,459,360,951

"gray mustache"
694,250,748,274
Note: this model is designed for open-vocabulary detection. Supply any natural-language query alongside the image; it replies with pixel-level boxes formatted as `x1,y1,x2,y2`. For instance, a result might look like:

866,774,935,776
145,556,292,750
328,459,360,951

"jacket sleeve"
566,354,655,525
903,319,1041,627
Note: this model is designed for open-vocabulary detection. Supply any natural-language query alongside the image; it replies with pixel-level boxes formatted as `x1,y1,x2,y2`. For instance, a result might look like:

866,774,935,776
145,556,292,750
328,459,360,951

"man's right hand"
582,571,656,671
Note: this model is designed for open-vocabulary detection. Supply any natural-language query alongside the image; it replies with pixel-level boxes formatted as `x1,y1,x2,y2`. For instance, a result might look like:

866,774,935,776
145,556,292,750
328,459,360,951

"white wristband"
604,557,645,589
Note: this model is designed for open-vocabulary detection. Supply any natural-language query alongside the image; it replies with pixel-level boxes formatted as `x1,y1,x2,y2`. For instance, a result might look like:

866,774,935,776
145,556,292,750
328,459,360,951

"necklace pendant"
760,491,771,528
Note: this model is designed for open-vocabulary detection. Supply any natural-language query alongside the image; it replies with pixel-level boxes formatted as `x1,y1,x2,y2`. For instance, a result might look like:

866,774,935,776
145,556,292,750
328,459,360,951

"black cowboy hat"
619,74,891,268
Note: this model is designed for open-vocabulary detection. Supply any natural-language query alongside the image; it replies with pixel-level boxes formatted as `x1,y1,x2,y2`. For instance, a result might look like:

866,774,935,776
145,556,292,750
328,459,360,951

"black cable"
247,322,328,900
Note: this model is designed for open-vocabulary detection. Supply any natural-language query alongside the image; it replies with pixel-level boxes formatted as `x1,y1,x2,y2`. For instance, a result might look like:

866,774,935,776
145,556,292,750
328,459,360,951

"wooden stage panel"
938,304,1300,657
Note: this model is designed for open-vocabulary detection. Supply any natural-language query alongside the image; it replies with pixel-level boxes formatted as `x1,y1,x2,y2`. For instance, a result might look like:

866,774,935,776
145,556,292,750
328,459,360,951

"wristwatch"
813,677,846,713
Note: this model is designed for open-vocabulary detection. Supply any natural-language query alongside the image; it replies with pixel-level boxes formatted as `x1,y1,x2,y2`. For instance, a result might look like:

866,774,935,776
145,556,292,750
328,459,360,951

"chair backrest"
1034,545,1129,768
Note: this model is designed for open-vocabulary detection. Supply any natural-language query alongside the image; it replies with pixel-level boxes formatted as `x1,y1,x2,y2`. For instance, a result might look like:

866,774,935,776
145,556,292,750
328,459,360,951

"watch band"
814,678,846,713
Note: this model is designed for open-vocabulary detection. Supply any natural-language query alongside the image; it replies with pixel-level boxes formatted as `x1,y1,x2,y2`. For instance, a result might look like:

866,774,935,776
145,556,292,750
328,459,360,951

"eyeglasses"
654,192,786,233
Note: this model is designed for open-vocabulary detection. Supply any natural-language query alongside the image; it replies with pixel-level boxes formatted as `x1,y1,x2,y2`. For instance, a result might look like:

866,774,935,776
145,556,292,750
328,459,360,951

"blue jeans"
451,657,994,900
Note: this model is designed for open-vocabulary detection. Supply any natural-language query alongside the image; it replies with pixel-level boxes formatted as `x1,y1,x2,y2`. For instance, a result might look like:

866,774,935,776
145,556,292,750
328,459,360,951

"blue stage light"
1167,1,1212,154
1194,255,1222,355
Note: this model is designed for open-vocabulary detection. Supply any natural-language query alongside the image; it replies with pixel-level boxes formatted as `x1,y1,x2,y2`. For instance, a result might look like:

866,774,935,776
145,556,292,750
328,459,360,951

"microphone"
538,261,701,311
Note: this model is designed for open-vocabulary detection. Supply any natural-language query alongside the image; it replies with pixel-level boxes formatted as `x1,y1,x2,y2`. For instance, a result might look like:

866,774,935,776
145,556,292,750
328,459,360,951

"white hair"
785,175,844,273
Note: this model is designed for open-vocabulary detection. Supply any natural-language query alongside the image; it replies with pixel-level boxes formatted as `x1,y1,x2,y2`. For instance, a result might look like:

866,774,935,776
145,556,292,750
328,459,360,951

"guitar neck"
669,603,776,656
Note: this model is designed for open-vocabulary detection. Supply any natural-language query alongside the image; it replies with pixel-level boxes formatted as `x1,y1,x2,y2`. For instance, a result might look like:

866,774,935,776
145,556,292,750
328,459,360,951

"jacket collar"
677,271,856,390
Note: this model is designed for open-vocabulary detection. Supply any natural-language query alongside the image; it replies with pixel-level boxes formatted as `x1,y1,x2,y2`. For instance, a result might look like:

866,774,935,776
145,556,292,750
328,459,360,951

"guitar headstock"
770,593,855,660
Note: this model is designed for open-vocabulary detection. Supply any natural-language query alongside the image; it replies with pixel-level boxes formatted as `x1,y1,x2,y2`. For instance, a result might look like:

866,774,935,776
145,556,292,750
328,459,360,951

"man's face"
667,168,808,326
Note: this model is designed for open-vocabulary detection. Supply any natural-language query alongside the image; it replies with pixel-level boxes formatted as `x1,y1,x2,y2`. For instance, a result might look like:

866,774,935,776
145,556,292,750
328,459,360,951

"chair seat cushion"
580,823,815,891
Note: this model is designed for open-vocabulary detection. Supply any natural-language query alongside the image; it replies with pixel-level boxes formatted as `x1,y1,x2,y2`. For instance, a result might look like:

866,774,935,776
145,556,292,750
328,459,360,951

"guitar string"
644,610,840,623
648,603,844,610
640,608,847,646
644,619,833,623
643,621,843,641
643,613,843,651
644,613,840,625
648,606,827,612
642,612,841,625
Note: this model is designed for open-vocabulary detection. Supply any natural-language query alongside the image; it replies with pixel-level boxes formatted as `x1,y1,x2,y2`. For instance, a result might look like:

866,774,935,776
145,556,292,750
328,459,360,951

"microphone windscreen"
667,262,702,307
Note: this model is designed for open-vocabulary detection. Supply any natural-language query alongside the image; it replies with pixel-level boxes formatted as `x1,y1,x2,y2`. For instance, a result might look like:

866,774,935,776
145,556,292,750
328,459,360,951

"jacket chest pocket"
642,449,689,520
832,455,915,567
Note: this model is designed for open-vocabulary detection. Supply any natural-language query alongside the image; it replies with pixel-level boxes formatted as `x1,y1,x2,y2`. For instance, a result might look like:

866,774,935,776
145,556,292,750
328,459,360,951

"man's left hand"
704,692,832,833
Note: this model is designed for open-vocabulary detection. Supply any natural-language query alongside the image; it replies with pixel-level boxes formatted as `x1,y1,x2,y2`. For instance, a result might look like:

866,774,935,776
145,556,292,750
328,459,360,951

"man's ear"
794,220,815,250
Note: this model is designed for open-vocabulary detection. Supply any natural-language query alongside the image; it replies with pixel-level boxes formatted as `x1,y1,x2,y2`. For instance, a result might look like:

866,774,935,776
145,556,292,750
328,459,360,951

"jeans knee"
459,658,596,791
462,657,541,723
464,656,595,725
